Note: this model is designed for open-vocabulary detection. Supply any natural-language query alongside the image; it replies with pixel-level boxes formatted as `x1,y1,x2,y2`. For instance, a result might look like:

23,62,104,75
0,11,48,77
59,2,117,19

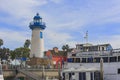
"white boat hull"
66,62,120,80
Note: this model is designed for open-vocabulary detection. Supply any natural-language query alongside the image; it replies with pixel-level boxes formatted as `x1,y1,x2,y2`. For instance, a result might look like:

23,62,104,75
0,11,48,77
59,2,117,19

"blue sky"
1,0,120,50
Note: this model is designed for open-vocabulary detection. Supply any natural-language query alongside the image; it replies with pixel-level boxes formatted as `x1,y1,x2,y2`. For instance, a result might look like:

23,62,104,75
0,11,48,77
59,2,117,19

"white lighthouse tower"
29,13,46,58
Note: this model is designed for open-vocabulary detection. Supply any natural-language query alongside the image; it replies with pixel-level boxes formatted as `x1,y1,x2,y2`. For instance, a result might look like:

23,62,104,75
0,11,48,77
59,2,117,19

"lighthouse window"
40,32,43,38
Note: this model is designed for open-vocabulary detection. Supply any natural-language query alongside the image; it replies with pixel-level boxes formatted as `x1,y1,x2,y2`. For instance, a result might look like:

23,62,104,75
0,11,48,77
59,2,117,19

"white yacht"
64,43,120,80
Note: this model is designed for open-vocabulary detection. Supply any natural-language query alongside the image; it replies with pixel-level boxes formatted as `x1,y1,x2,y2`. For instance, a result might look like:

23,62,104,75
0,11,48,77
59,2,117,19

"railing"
68,50,120,57
18,69,40,80
3,68,60,80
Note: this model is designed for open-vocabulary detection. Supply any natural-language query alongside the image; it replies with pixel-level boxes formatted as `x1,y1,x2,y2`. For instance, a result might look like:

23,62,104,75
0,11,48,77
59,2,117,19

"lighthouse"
29,13,46,58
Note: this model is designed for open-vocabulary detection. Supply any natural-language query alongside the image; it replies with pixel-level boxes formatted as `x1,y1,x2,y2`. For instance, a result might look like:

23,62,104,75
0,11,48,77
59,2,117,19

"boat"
62,43,120,80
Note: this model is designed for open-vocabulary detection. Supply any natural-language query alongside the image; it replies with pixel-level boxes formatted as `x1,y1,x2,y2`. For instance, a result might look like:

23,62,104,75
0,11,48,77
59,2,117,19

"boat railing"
68,49,120,57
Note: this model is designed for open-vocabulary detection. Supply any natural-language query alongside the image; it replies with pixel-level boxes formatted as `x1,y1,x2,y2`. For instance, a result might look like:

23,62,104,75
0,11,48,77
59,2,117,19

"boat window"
103,57,108,62
94,71,100,80
67,58,73,63
118,69,120,74
79,72,86,80
118,56,120,62
110,57,117,62
69,73,72,80
72,73,75,75
62,73,65,80
76,58,80,63
94,58,100,63
72,54,76,56
65,73,69,80
91,72,93,80
102,47,104,51
82,58,86,63
87,57,93,63
73,58,76,63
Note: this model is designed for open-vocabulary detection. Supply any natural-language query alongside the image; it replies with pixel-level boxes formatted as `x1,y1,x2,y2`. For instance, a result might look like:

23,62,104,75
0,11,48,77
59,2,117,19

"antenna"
84,31,88,43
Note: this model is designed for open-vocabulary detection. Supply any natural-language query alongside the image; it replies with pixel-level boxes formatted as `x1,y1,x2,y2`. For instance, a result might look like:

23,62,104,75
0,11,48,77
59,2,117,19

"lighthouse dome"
29,13,46,30
33,13,42,20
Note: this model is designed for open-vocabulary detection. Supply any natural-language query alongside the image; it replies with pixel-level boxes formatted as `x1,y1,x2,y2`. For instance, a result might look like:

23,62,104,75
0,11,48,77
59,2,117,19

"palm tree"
0,39,3,48
62,44,70,51
24,39,31,48
62,45,66,51
65,44,69,51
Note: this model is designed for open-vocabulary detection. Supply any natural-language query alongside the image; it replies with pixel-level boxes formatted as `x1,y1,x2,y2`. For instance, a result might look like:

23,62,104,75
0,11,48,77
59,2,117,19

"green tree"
0,47,10,60
10,47,30,59
10,50,16,60
24,39,31,48
0,39,3,48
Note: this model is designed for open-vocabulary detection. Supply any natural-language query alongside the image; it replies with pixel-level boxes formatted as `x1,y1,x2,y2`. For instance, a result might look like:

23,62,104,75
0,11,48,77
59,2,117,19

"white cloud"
90,35,120,49
103,35,120,49
0,0,48,29
50,0,63,4
44,30,76,49
1,0,120,50
0,28,30,49
0,0,47,15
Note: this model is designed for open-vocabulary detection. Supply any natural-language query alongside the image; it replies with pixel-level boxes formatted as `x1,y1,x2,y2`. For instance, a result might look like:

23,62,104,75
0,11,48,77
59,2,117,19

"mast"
84,31,88,44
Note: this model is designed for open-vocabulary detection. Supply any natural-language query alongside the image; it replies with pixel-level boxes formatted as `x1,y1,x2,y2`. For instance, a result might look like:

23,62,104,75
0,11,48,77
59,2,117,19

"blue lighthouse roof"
29,13,46,30
33,13,42,20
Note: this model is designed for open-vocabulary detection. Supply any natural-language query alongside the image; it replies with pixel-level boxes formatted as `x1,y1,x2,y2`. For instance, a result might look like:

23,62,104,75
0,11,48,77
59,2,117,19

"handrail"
18,69,40,80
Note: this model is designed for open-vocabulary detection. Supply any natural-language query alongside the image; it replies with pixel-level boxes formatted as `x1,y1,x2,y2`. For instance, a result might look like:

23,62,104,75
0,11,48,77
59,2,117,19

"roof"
46,50,67,57
33,13,42,20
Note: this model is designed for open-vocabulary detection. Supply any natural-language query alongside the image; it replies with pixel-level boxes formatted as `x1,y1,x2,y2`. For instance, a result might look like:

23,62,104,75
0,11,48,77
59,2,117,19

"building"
45,47,67,68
